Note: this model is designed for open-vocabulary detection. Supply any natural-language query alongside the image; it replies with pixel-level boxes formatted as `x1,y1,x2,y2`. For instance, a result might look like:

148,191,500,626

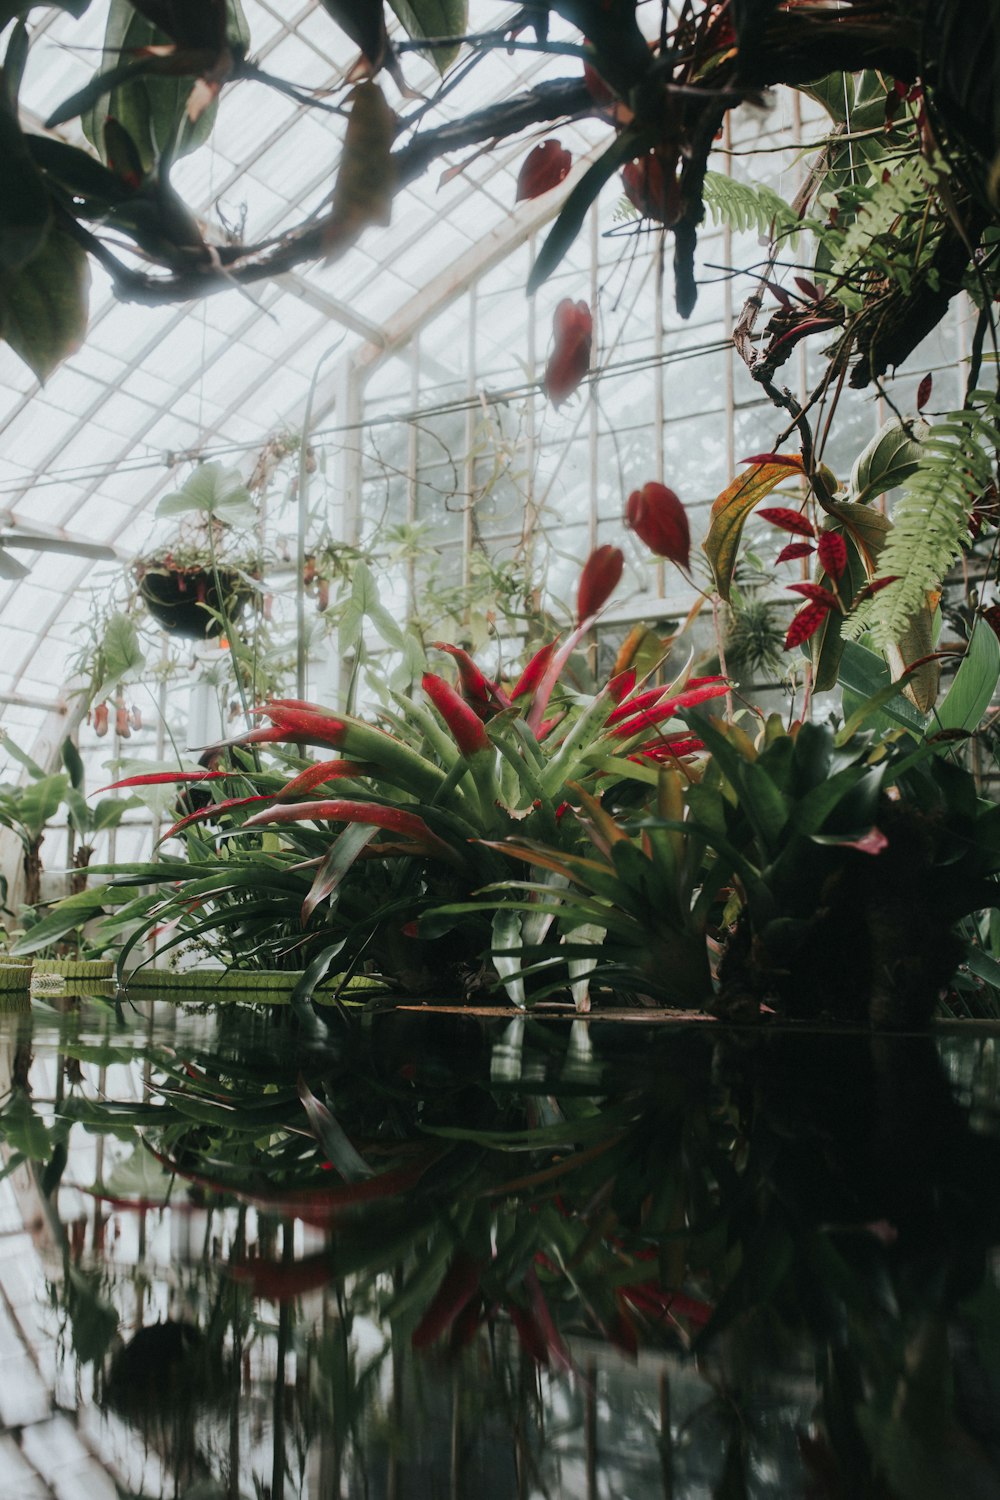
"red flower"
515,139,572,201
543,299,592,406
577,545,623,624
625,483,690,568
622,151,679,225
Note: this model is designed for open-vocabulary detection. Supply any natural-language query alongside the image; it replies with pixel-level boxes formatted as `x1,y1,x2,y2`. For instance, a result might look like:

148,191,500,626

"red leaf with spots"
775,541,814,564
817,531,848,580
788,582,839,609
853,575,899,604
785,602,829,649
917,372,932,411
516,139,572,201
757,507,815,538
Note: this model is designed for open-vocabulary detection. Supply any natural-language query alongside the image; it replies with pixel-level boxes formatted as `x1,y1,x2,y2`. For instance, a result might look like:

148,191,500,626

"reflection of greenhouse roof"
0,2,616,732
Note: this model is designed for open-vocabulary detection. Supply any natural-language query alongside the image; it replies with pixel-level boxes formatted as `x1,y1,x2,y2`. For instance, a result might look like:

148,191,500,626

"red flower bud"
543,299,592,406
93,703,109,737
577,545,623,625
625,483,690,568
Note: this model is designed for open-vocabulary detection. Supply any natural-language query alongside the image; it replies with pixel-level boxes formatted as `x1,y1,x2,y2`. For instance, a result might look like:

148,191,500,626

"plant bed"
135,562,254,639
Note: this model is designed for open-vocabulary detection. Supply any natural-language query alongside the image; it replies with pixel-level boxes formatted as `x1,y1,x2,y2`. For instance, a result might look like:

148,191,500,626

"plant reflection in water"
0,993,999,1499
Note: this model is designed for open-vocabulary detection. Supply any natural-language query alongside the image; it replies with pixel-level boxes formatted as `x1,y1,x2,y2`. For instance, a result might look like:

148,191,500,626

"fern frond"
702,172,799,244
827,155,941,310
847,394,1000,646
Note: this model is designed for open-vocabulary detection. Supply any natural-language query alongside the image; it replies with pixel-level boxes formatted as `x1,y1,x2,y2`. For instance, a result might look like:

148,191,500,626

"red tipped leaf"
422,672,491,757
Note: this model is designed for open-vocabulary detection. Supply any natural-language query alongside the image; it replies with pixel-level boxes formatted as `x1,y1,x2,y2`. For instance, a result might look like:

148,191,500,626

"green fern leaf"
702,172,799,244
847,393,1000,645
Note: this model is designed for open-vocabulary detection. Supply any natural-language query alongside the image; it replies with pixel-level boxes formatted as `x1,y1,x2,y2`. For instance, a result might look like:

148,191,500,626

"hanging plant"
133,462,262,639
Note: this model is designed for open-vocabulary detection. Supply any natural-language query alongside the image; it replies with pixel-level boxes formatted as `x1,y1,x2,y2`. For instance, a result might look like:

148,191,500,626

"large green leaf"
80,0,248,170
95,611,145,700
703,458,804,602
156,460,252,521
13,772,68,839
850,418,925,504
838,641,927,736
0,109,51,269
388,0,467,71
935,619,1000,734
0,226,89,381
10,886,111,953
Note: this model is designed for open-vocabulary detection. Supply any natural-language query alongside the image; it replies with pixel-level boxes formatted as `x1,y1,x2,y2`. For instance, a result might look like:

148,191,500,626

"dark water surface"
0,992,999,1500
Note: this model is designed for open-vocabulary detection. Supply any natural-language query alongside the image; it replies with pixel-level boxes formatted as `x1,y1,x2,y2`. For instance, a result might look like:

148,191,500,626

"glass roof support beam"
350,144,611,384
274,273,389,350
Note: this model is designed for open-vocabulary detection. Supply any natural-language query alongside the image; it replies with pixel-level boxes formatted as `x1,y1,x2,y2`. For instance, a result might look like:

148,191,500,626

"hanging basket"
136,563,254,640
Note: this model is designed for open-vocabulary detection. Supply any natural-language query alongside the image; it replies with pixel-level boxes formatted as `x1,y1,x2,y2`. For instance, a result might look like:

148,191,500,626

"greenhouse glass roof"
0,1,616,739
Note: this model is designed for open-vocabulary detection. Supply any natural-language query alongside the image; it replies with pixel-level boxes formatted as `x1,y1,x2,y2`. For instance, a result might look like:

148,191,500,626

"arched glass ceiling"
0,0,613,738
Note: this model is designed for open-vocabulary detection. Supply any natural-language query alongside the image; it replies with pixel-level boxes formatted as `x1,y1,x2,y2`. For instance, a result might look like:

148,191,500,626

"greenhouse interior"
1,1,1000,1496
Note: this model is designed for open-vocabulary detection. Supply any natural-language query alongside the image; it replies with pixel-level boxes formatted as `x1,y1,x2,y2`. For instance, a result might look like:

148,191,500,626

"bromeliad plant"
23,549,727,1003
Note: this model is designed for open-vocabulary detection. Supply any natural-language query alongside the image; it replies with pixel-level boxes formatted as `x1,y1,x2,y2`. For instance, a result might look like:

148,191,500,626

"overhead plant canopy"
0,0,997,381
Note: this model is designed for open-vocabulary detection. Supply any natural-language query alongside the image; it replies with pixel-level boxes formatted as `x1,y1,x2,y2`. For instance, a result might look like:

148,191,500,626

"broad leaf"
388,0,467,71
703,457,805,601
850,418,924,504
323,80,396,256
935,619,1000,734
0,226,89,381
79,0,248,170
0,108,50,268
156,460,252,520
95,611,145,701
838,641,926,736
